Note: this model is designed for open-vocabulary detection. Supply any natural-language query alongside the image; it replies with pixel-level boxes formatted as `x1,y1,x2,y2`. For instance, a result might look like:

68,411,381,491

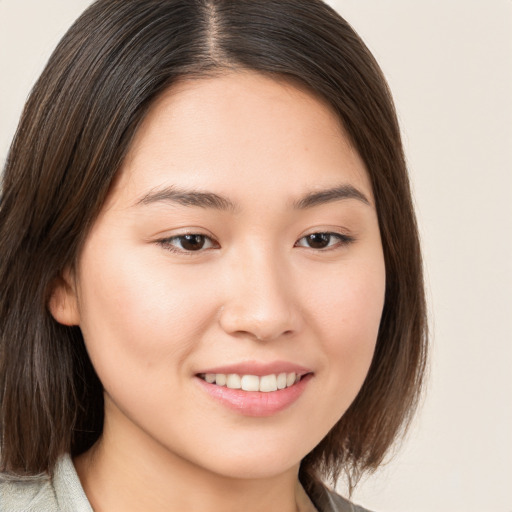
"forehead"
108,70,372,208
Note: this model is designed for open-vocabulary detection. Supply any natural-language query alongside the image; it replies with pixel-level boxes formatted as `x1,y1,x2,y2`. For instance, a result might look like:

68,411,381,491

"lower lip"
196,374,312,417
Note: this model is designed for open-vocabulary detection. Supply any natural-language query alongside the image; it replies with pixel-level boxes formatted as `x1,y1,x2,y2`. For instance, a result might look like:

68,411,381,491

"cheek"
308,256,385,339
306,259,385,404
75,241,217,387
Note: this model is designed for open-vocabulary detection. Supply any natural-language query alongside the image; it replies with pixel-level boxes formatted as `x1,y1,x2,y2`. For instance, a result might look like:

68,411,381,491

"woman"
0,1,427,511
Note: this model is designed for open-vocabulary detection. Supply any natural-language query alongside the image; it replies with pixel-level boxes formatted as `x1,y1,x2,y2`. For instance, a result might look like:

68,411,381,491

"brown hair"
0,0,427,490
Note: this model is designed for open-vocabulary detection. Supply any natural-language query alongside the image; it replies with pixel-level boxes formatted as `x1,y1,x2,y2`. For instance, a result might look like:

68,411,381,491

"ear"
47,269,80,326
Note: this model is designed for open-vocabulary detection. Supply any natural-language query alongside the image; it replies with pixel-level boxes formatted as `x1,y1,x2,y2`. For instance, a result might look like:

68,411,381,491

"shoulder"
0,473,59,512
0,454,92,512
321,487,375,512
305,477,375,512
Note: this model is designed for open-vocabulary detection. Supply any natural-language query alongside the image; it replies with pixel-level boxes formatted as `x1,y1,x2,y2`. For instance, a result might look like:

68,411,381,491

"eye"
158,234,219,253
295,232,354,250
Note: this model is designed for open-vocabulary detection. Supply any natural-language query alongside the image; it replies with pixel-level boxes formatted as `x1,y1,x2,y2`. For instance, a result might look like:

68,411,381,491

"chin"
203,457,301,481
184,438,312,481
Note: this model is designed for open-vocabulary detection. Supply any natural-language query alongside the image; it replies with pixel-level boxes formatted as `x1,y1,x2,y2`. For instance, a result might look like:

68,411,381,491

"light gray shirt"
0,455,92,512
0,454,372,512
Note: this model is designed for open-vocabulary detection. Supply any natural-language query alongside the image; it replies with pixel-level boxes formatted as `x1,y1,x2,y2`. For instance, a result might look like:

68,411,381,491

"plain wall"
326,2,512,512
1,1,511,511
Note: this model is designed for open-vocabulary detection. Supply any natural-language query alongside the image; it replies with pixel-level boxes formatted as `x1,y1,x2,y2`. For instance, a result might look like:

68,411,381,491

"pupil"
181,235,205,251
307,233,330,248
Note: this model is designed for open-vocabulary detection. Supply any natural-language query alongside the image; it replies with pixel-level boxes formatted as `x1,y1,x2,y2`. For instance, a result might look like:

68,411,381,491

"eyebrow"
136,186,237,211
135,183,370,211
292,184,370,209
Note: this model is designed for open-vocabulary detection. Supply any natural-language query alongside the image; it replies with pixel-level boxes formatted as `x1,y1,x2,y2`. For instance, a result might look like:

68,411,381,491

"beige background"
1,1,511,511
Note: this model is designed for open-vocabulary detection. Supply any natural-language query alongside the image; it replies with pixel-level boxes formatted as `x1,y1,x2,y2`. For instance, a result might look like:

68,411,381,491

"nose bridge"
219,243,300,341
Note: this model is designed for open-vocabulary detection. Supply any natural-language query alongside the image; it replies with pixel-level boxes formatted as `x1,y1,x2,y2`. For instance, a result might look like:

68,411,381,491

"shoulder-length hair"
0,0,427,490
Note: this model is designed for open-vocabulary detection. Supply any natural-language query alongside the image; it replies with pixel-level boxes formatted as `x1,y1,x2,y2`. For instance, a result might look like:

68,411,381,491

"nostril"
250,328,295,342
217,293,301,341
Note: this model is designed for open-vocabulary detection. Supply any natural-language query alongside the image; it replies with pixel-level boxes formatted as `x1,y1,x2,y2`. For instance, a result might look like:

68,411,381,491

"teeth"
241,375,259,391
201,372,303,391
259,374,277,392
226,374,241,389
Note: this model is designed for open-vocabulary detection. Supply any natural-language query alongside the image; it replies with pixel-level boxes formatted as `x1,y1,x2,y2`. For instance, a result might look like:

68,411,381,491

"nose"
218,249,302,342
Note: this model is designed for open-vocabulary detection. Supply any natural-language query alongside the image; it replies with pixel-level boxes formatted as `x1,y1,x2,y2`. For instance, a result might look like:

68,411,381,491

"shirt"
0,454,373,512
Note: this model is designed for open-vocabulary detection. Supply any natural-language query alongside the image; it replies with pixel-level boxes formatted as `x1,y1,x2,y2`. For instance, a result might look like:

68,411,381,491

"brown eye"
304,233,331,249
295,232,354,250
179,234,206,251
159,234,218,253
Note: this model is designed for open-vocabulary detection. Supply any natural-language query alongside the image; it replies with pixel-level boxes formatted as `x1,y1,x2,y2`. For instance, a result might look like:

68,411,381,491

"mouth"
196,371,306,392
195,369,313,416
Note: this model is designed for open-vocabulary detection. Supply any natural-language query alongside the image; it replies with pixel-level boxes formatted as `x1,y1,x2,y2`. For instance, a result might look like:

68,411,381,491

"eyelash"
157,234,219,254
157,232,355,255
294,232,355,250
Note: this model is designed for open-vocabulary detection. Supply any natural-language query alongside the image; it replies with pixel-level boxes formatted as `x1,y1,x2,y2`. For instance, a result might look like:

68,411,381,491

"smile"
195,369,313,416
197,372,301,392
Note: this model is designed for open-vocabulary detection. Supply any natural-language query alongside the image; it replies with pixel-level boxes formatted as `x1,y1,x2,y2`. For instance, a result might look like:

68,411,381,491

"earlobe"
47,271,80,326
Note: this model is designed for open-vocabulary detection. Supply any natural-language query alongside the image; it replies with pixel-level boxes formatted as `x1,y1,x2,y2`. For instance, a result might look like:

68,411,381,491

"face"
54,71,385,480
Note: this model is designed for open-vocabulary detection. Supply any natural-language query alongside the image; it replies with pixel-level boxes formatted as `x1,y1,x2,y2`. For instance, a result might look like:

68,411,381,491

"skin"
50,71,386,512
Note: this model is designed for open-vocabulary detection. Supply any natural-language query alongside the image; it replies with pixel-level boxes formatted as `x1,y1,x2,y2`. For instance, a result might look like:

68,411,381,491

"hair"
0,0,427,492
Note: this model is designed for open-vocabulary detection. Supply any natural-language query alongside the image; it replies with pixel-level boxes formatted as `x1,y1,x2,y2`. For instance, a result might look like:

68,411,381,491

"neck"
74,403,306,512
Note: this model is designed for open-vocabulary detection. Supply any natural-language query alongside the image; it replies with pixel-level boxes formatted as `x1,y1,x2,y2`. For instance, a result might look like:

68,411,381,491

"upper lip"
196,360,312,377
